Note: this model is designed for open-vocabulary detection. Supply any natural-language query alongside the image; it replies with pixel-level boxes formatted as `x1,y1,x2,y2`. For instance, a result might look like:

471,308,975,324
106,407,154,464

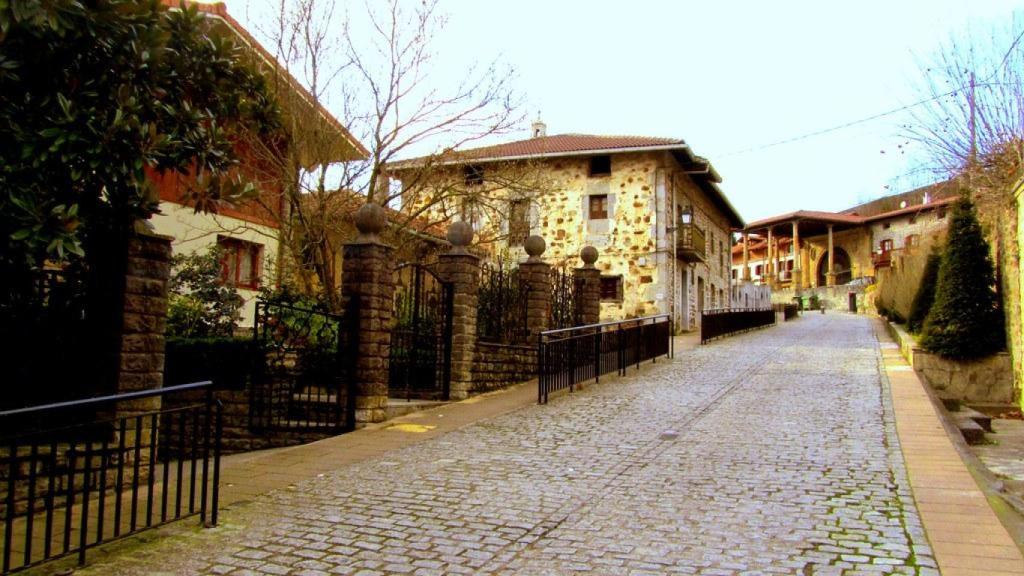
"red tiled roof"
391,134,686,167
452,134,684,160
745,197,956,232
862,195,956,223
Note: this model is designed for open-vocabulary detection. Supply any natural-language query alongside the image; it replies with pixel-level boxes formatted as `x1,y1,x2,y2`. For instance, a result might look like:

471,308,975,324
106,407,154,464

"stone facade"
398,148,740,332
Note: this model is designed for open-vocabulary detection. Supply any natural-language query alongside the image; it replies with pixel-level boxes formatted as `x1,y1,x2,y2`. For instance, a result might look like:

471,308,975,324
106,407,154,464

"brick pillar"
436,222,479,401
574,245,601,326
118,222,172,419
341,204,394,427
520,235,552,341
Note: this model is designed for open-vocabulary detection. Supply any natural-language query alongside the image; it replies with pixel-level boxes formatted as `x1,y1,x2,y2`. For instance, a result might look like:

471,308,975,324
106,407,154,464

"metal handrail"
0,381,213,418
540,313,670,339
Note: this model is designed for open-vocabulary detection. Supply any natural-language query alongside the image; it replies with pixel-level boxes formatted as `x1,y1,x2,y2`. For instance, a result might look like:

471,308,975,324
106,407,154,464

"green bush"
907,249,942,333
920,195,1005,359
167,248,243,338
165,336,252,390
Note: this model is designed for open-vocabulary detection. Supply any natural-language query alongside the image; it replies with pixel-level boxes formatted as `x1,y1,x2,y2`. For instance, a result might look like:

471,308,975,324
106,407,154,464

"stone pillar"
741,233,751,282
435,222,479,401
520,235,552,342
341,203,394,427
792,220,803,290
119,222,172,419
574,246,601,326
826,224,836,286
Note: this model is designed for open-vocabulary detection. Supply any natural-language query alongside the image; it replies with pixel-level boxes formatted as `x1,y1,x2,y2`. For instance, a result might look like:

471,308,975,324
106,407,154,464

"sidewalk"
875,319,1024,575
216,331,702,508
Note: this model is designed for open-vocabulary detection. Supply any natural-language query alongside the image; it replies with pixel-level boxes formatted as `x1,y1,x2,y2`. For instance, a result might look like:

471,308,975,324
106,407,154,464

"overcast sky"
237,0,1022,222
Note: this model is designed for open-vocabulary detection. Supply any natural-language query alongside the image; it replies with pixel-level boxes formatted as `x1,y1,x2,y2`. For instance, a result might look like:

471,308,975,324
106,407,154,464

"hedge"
164,336,253,390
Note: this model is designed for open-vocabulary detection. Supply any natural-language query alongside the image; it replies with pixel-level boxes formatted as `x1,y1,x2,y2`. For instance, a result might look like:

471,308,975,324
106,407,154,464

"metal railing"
676,223,707,262
0,382,222,574
251,300,353,432
700,308,776,344
477,262,530,345
538,315,672,404
777,303,800,321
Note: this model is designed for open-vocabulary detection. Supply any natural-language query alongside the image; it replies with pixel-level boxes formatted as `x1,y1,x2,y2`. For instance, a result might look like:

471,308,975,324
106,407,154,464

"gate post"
435,222,478,401
574,246,601,326
342,204,394,427
520,235,552,342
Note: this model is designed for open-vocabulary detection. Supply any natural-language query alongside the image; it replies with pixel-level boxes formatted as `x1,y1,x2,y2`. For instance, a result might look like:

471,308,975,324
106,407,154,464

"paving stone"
66,314,935,575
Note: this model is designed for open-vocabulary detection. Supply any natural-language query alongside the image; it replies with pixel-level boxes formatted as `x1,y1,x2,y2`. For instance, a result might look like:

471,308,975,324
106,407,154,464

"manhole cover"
659,431,679,440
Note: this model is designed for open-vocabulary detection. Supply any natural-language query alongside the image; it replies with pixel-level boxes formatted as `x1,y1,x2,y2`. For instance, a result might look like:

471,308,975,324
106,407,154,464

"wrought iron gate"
250,300,354,432
389,264,453,401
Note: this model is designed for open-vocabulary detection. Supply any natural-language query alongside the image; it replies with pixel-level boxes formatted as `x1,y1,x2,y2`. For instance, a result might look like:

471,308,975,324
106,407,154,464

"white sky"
234,0,1022,223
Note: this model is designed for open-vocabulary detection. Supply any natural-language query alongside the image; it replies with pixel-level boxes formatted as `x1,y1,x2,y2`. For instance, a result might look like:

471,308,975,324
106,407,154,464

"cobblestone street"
66,314,939,575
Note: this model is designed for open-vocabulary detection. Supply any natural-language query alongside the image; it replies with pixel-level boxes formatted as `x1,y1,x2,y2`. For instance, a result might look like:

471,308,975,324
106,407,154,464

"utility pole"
968,70,977,170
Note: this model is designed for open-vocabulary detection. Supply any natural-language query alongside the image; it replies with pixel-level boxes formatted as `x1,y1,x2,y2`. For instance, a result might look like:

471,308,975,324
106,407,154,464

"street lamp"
679,205,693,226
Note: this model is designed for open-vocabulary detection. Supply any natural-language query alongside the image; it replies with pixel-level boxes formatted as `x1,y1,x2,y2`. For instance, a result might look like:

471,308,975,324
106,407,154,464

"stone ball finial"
580,245,598,268
354,202,386,241
524,235,546,262
447,221,473,254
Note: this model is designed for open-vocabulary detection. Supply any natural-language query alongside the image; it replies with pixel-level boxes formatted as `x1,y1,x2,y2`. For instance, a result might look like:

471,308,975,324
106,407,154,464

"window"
755,264,763,276
880,239,893,253
905,234,920,248
464,164,484,186
508,199,529,246
731,269,737,280
589,194,609,219
908,214,917,224
599,275,623,302
882,222,891,230
218,237,263,289
589,155,611,177
937,207,947,219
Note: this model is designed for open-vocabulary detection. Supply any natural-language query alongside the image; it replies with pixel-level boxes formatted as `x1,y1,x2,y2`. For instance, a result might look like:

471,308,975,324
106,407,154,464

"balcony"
872,248,902,268
676,223,706,263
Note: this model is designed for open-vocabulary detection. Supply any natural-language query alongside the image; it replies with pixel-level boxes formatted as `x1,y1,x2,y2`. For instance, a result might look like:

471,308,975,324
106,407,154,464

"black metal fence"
700,308,776,344
477,262,529,344
538,315,672,404
390,264,453,401
777,303,799,321
0,381,222,574
549,267,580,330
251,300,353,433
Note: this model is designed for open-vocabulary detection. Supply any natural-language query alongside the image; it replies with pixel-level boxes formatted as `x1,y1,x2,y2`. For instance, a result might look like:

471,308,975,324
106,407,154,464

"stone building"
734,184,957,308
388,122,746,330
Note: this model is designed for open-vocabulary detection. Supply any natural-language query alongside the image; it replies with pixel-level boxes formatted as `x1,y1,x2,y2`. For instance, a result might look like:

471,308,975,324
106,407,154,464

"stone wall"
888,321,1015,405
471,342,537,393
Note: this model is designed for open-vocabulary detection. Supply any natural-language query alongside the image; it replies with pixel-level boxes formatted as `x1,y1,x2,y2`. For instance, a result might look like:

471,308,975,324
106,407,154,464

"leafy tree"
0,0,279,289
907,248,942,333
167,248,243,338
920,195,1005,358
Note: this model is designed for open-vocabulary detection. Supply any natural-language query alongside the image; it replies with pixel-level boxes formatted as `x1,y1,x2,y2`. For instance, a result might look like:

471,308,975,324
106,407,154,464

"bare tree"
904,17,1024,186
234,0,546,309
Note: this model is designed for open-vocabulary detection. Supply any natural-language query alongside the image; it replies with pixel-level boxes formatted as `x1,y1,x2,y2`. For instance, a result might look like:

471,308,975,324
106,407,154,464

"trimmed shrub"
165,336,253,390
920,195,1005,358
907,249,942,333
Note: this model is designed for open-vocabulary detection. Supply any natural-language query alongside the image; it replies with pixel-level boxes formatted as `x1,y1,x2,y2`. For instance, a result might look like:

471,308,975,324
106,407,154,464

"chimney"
531,115,546,138
923,192,931,204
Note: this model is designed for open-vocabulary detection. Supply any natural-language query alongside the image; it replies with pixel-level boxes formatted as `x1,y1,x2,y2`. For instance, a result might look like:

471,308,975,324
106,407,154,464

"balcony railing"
872,248,902,268
676,224,706,263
